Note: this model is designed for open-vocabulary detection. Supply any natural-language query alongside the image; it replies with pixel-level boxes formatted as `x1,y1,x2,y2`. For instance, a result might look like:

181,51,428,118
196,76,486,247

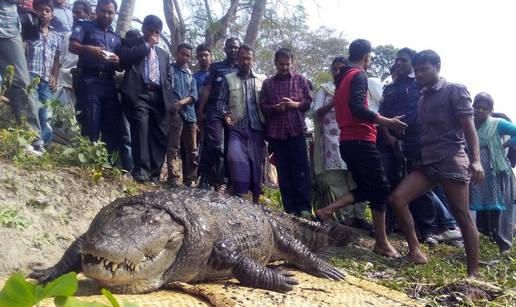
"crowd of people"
1,0,515,277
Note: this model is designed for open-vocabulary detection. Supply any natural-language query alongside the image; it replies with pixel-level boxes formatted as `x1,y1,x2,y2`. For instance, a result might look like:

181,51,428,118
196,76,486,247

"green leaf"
62,147,75,156
54,296,108,307
101,288,120,307
78,153,87,163
34,272,78,301
0,272,36,307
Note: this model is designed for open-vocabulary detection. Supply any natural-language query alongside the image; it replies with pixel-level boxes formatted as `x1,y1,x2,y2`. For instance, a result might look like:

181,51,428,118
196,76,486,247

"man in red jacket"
316,39,407,257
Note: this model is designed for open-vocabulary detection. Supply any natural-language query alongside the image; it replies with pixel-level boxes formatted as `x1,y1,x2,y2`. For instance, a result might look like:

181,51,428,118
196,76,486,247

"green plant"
0,65,14,97
0,272,139,307
0,208,30,230
32,232,54,248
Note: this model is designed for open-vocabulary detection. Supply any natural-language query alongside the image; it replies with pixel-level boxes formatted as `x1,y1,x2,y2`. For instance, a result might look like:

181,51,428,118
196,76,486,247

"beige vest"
225,71,266,124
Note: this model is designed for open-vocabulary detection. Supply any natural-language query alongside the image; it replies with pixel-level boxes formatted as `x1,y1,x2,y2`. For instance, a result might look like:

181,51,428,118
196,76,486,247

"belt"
144,83,162,91
81,70,115,79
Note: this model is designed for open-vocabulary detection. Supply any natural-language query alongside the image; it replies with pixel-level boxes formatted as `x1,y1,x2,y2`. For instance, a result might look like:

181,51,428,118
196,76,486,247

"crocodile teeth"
111,263,118,271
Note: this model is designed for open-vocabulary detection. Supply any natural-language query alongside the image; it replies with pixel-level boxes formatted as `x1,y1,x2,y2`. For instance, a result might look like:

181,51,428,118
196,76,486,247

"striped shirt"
0,1,20,38
418,78,473,164
260,72,312,140
25,28,63,82
217,71,263,131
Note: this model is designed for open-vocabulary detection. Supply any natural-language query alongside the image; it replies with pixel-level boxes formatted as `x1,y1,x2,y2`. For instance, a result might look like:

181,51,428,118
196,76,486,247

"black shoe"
150,177,160,185
133,175,148,184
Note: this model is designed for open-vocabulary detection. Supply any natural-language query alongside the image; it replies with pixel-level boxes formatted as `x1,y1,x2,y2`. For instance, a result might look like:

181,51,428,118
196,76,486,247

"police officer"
69,0,131,169
196,37,240,190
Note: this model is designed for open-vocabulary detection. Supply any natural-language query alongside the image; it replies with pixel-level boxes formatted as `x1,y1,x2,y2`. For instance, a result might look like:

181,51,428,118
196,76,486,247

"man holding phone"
69,0,124,163
260,48,313,218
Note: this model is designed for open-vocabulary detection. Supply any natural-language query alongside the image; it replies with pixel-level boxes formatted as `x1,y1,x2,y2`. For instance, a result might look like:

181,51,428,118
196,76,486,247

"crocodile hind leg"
29,234,86,283
274,229,346,280
209,238,299,292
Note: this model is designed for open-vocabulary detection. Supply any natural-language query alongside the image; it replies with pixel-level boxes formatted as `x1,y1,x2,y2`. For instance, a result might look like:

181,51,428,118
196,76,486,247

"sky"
129,0,516,118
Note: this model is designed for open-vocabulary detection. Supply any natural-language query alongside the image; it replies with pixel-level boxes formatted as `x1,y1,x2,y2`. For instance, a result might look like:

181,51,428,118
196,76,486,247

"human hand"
147,33,159,47
49,77,57,92
469,160,485,184
88,46,105,59
272,102,286,112
107,54,119,64
224,114,235,127
282,97,300,109
387,115,407,134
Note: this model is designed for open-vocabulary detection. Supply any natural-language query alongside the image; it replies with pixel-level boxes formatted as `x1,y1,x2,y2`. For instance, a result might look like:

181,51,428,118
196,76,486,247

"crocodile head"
81,201,184,293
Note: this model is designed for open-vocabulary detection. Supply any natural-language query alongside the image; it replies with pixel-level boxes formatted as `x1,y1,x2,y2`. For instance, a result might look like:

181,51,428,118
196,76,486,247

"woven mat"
1,270,423,306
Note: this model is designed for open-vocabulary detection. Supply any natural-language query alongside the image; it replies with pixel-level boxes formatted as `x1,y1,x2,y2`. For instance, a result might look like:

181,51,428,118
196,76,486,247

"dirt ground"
0,161,127,275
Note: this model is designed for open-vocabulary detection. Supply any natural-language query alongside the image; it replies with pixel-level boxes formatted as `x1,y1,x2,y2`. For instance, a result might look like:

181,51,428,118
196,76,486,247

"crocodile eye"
148,215,160,224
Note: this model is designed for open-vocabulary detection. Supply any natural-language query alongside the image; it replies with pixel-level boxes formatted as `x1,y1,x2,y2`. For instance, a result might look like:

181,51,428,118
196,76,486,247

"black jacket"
117,35,173,111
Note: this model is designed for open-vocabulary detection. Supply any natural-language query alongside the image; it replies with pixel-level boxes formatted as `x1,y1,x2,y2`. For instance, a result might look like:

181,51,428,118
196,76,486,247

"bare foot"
315,208,334,221
407,250,428,264
373,243,401,258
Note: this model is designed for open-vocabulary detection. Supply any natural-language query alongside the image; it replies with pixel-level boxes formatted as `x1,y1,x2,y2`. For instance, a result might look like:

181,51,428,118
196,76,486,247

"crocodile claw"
28,267,57,284
314,264,346,281
275,270,299,292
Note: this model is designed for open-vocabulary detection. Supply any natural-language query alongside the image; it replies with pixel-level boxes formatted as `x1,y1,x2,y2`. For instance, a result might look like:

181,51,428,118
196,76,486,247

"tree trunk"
163,0,183,51
115,0,136,37
244,0,267,48
204,0,240,49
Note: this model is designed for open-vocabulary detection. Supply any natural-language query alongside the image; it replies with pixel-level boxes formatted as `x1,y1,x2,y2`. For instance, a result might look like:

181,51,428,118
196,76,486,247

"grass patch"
328,233,515,306
262,187,515,305
0,208,31,230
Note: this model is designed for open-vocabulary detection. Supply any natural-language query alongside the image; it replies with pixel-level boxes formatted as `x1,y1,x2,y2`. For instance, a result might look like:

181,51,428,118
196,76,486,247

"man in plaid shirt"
0,0,44,154
260,48,313,217
25,0,63,145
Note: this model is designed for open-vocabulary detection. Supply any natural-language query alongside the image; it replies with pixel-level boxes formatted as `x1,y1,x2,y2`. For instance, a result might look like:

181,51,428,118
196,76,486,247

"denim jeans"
30,73,53,145
432,185,458,230
0,34,42,146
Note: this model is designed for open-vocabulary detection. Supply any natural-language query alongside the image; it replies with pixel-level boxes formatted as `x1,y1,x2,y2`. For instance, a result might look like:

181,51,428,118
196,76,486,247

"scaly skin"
30,189,357,293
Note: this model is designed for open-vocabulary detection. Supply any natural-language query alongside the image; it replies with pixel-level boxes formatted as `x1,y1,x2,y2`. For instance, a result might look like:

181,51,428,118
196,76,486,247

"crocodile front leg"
29,234,86,283
209,238,299,292
274,229,346,280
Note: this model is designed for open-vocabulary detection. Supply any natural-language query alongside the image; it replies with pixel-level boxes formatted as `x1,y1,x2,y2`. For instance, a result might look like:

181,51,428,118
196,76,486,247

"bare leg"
371,209,401,258
441,179,479,277
389,171,434,264
316,192,354,221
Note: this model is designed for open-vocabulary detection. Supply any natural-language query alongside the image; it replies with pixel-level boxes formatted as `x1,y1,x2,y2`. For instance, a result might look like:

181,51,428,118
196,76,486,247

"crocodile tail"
266,208,359,250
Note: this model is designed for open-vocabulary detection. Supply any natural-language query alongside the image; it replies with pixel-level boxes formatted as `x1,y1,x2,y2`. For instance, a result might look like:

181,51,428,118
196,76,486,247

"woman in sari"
311,56,370,229
470,92,516,253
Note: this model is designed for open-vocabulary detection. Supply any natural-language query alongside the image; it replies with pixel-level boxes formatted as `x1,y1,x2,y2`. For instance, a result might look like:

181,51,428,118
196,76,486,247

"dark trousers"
122,89,168,179
119,113,133,171
339,140,390,212
227,127,265,197
199,105,226,184
269,134,311,214
76,76,124,162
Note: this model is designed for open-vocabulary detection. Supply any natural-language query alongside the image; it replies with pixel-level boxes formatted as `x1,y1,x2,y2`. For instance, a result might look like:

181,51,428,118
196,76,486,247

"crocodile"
30,189,357,294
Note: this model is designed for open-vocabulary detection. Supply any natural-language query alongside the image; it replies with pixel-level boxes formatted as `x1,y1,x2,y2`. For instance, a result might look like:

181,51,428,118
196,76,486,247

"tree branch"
203,0,213,23
243,0,267,47
204,0,240,48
